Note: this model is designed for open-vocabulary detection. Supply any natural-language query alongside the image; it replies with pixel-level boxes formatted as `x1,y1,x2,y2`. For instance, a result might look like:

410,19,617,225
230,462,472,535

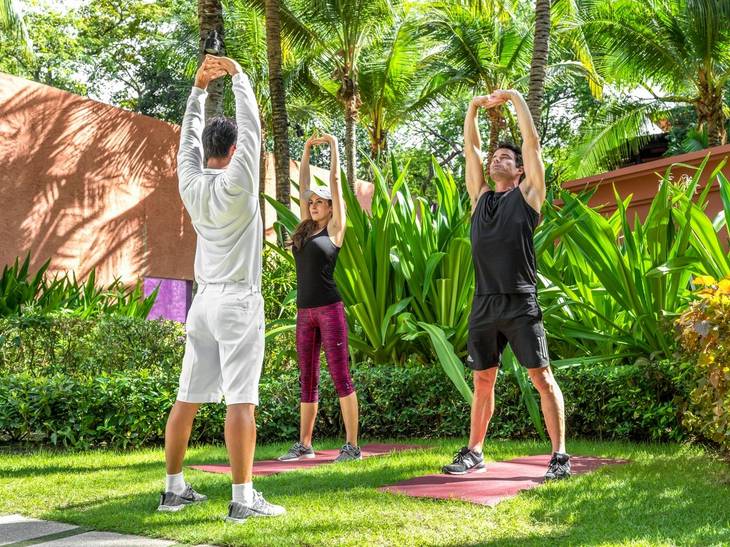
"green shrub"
0,313,185,377
676,276,730,449
0,361,686,449
0,254,157,318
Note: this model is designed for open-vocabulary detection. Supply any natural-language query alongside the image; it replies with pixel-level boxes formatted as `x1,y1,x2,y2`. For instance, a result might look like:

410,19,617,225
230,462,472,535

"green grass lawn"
1,439,729,546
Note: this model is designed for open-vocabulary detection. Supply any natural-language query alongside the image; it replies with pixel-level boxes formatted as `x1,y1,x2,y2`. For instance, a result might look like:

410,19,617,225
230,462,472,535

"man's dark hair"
495,141,523,167
202,117,237,162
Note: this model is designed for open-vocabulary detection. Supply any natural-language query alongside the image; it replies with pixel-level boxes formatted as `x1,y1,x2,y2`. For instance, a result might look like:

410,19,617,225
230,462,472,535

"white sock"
232,482,254,505
166,472,186,495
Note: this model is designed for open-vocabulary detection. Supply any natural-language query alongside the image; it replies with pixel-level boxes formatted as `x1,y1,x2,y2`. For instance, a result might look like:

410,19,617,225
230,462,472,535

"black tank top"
293,227,342,308
471,186,539,294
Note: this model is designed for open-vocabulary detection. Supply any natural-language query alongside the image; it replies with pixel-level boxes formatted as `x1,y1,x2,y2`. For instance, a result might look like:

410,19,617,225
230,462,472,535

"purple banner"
143,277,193,323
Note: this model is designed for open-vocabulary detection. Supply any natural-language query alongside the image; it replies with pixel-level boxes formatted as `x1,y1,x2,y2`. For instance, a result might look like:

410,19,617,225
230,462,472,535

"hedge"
0,361,686,449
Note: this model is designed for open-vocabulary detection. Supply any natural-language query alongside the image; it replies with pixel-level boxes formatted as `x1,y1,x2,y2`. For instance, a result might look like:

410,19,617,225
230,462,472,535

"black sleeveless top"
293,227,342,308
471,186,539,294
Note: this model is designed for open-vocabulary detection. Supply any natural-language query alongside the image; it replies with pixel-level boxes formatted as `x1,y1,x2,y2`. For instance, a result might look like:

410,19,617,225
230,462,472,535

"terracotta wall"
562,145,730,222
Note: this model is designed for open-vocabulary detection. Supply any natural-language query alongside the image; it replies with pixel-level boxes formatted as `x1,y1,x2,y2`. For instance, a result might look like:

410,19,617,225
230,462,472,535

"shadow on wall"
0,73,195,285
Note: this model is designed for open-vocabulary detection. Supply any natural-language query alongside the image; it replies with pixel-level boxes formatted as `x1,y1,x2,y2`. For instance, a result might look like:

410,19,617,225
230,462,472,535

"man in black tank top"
441,89,570,481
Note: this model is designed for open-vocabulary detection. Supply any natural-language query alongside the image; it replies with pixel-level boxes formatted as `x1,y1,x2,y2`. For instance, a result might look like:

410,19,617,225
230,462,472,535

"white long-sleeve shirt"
177,72,262,287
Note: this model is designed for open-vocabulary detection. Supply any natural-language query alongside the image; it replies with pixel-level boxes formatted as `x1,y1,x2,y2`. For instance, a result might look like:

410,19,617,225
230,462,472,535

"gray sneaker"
277,441,315,461
442,447,485,475
334,442,362,462
157,483,208,512
225,491,286,523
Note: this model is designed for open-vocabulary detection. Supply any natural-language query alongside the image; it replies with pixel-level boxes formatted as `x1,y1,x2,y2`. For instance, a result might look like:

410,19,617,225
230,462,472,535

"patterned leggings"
295,301,355,403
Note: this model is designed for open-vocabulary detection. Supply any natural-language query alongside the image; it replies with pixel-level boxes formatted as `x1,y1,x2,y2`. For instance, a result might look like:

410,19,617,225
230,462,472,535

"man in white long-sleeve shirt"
157,55,284,523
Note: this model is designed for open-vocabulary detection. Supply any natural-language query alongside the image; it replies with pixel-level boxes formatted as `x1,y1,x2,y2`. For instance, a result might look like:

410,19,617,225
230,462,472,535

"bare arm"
299,136,316,221
464,98,487,210
324,134,345,246
502,90,545,212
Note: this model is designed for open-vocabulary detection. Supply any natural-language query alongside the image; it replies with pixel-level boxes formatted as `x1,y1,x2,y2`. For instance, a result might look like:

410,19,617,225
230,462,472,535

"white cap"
303,186,332,201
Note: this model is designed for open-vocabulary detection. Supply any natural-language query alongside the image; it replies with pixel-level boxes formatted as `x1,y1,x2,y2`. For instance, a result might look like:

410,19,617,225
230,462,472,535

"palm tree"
198,0,226,120
356,8,437,159
423,1,531,160
586,0,730,147
527,0,551,132
292,0,395,186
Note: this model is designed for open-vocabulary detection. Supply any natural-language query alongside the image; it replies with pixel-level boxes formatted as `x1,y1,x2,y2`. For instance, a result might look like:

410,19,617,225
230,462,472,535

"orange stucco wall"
563,145,730,222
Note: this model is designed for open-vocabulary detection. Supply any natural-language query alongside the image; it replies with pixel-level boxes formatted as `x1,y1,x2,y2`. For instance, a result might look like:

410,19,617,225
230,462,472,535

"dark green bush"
0,360,687,449
0,313,185,377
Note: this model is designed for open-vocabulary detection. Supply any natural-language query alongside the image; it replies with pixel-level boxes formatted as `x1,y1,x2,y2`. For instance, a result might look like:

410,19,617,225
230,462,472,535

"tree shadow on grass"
461,453,730,546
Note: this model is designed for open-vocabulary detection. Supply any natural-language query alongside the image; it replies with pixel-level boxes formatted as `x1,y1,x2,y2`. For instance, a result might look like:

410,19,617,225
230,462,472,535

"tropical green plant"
0,255,157,319
539,156,730,361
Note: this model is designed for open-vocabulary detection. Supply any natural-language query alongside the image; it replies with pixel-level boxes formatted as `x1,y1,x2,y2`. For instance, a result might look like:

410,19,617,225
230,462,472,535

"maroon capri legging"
295,300,355,403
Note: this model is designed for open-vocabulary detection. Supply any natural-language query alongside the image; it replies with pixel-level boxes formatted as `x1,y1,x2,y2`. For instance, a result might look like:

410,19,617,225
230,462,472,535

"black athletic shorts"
466,293,550,370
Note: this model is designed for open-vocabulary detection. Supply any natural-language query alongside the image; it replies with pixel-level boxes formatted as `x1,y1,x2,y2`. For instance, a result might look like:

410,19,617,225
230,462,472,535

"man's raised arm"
178,57,226,201
505,90,545,211
213,56,261,196
464,97,488,210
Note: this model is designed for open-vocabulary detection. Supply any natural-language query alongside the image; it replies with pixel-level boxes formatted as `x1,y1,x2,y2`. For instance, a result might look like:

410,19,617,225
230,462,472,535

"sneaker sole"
225,511,286,523
277,453,316,462
157,504,188,512
442,463,486,475
334,456,362,463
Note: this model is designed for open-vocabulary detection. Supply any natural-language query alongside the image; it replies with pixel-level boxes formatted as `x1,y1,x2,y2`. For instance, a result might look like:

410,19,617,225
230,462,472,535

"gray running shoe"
157,483,207,512
442,447,485,475
277,441,315,461
544,452,571,481
225,491,286,523
334,442,362,462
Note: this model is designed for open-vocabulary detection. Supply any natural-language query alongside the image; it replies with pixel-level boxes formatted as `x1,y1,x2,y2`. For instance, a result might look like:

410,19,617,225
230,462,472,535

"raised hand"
205,54,242,76
305,132,336,148
471,90,516,109
194,55,227,89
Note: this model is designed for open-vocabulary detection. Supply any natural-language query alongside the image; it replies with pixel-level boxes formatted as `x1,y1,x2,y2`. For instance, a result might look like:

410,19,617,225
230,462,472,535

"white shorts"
177,283,265,405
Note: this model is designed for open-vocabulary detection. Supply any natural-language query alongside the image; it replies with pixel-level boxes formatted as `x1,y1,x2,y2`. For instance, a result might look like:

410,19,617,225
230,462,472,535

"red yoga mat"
189,443,427,476
380,454,628,506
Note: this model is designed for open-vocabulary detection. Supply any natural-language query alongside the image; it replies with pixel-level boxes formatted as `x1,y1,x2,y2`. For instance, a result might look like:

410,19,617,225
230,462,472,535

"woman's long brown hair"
291,200,332,251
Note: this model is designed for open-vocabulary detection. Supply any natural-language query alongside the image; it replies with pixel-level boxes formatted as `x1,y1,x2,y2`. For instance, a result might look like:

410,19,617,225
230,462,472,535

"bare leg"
338,392,359,446
165,401,200,474
468,368,499,453
225,403,257,484
528,366,566,453
300,402,318,446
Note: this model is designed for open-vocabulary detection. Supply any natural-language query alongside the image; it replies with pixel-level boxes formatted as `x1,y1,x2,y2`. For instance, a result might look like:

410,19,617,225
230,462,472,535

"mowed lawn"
1,439,729,546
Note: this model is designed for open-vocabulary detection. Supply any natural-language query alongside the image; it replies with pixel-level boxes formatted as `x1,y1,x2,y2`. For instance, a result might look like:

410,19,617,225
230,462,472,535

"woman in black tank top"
276,132,361,463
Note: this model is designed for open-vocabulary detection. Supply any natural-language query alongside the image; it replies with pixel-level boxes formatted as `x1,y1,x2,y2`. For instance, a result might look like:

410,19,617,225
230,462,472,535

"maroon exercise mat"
380,454,628,506
190,443,426,476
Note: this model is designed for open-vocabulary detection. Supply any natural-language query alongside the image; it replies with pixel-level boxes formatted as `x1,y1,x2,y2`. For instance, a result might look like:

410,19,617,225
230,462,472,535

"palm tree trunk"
345,104,358,189
264,0,291,208
340,74,360,189
696,73,727,146
259,112,267,233
527,0,551,136
198,0,225,121
369,117,387,160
